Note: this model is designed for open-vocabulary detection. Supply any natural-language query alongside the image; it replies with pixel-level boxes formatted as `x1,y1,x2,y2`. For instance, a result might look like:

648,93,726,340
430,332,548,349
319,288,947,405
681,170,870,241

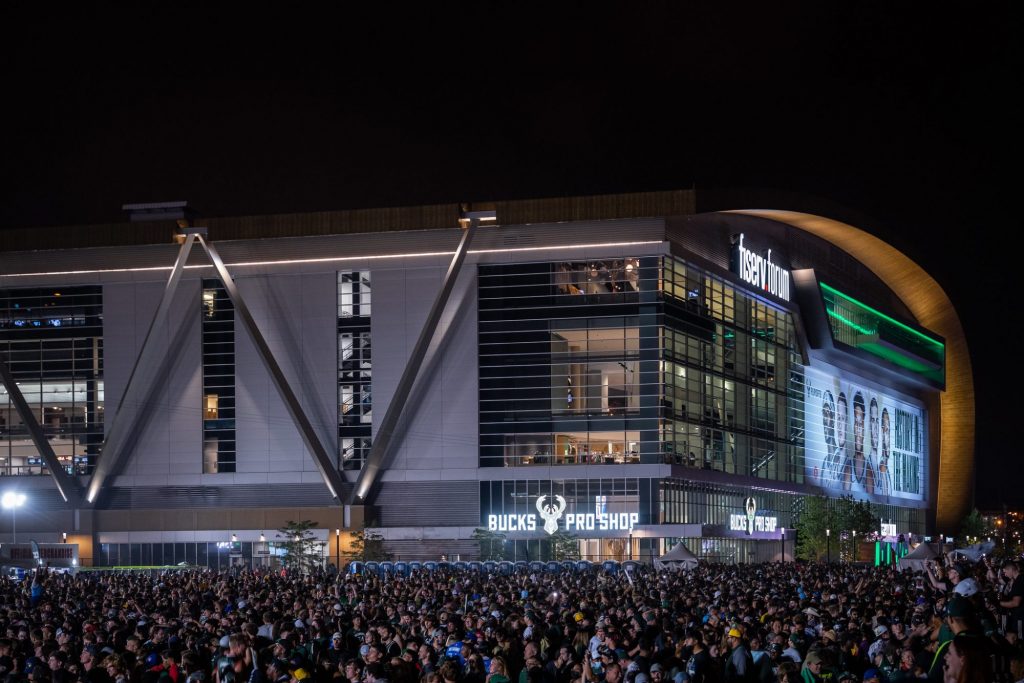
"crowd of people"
2,553,1024,683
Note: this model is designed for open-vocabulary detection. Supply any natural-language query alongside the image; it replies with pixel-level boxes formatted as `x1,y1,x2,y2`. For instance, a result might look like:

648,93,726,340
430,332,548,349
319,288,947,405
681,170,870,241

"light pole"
2,492,26,544
781,527,786,562
852,530,857,563
826,528,831,564
336,528,341,569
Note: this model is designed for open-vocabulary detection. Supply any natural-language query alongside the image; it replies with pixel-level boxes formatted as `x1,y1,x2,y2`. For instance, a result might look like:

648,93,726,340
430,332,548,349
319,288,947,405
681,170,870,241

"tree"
548,529,581,561
471,527,506,561
344,529,391,562
276,520,323,573
835,495,878,562
795,495,831,561
960,508,988,542
795,494,879,562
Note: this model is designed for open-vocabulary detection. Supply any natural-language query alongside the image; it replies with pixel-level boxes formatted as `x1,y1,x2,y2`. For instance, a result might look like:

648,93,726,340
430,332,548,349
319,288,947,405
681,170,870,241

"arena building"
0,190,972,565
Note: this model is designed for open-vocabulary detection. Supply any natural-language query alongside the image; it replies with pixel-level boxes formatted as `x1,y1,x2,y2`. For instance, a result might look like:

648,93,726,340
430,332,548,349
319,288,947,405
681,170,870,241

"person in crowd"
4,556,1024,683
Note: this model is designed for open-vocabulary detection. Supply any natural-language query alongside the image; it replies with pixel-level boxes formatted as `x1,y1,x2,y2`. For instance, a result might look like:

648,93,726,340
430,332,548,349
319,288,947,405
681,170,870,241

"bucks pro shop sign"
487,495,639,535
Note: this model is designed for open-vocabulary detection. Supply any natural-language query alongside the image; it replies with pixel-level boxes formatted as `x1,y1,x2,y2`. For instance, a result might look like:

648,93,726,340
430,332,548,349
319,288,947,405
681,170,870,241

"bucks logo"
535,495,567,535
744,496,757,535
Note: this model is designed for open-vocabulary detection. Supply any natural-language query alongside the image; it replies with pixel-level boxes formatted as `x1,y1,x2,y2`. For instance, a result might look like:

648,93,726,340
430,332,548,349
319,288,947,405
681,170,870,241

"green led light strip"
825,308,876,336
820,282,944,349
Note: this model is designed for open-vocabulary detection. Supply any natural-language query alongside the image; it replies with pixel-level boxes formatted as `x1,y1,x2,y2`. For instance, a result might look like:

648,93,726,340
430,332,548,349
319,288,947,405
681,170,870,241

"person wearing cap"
926,596,978,682
799,649,826,683
860,667,880,683
866,624,889,663
265,658,289,683
723,627,752,683
324,633,345,666
81,643,112,683
782,632,803,664
683,629,714,683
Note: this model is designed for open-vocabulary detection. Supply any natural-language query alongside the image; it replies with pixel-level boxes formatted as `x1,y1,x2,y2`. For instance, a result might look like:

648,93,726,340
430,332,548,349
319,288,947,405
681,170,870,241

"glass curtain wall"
0,286,104,475
201,280,236,473
338,271,372,470
479,258,662,467
660,257,802,482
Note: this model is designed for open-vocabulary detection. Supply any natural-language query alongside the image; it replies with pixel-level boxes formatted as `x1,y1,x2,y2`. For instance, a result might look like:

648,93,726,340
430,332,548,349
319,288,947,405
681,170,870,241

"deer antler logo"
535,495,567,535
744,496,757,535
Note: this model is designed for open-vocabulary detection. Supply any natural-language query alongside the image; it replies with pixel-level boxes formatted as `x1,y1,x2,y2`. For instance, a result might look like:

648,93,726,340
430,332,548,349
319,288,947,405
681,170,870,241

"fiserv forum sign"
730,233,791,302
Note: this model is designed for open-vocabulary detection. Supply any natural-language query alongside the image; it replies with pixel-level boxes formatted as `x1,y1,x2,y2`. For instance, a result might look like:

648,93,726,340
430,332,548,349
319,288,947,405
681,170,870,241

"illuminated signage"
802,366,926,502
731,234,791,301
487,495,638,535
729,497,777,534
880,523,897,537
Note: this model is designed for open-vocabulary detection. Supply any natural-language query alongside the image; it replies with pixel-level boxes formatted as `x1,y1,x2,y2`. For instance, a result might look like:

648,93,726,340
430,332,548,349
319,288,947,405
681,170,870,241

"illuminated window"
204,394,219,419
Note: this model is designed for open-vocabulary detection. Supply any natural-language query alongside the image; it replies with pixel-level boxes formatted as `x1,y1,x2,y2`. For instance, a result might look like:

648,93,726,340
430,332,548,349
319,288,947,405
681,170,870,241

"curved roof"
728,210,974,531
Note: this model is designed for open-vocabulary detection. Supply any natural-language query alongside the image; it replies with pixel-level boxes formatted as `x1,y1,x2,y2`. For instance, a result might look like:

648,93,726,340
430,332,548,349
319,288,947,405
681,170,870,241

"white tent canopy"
898,542,937,573
950,541,996,563
655,543,699,570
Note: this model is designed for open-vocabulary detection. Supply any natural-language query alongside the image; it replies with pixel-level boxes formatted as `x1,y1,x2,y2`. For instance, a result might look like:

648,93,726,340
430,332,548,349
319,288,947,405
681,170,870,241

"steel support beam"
196,235,348,501
0,357,81,503
348,221,478,505
85,234,197,503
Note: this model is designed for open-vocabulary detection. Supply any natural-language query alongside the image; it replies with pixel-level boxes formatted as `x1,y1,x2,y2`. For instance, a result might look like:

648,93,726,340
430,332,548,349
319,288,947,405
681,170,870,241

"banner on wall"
803,367,926,502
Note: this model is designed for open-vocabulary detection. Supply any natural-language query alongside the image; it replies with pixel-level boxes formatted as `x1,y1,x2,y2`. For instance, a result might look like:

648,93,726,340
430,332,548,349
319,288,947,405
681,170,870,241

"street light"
826,528,831,564
2,492,27,544
781,527,786,563
852,530,857,563
336,528,341,569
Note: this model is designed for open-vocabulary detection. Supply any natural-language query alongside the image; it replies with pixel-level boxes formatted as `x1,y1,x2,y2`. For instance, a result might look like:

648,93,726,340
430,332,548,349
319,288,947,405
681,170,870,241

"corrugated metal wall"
376,481,479,526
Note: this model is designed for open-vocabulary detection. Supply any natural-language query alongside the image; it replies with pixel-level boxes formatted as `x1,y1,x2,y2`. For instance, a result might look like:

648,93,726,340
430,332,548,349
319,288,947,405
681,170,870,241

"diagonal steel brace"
196,235,348,501
0,357,81,503
348,221,477,505
85,234,197,503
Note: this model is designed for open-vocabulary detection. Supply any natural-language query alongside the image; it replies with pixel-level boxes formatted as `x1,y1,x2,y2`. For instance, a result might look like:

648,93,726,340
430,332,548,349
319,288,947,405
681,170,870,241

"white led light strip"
0,240,664,278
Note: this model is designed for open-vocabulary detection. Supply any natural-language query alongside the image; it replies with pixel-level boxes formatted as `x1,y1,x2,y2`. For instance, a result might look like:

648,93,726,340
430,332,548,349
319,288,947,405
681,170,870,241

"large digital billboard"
803,367,926,502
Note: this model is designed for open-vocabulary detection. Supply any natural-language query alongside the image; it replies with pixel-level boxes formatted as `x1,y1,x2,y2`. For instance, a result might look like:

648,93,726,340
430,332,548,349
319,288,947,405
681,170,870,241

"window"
0,286,104,476
201,280,235,473
338,272,371,470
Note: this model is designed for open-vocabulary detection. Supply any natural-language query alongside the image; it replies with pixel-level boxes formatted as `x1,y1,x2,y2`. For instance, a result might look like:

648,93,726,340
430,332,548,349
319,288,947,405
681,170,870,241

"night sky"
1,7,1017,507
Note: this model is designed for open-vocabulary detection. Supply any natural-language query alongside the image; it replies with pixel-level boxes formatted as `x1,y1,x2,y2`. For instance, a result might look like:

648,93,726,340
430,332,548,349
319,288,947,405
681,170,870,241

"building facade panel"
0,194,967,566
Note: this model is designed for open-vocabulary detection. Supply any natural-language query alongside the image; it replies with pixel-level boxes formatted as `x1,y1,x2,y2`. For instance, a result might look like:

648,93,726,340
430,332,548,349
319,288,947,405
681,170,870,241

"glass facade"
479,257,662,468
477,256,929,556
660,257,800,480
201,280,236,473
95,540,325,569
478,256,803,482
0,286,104,475
338,271,372,470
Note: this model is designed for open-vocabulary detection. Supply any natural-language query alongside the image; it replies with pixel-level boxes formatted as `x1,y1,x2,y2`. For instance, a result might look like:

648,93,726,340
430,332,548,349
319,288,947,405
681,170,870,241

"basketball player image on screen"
836,391,851,490
851,392,875,493
877,407,892,495
868,397,883,495
820,389,840,485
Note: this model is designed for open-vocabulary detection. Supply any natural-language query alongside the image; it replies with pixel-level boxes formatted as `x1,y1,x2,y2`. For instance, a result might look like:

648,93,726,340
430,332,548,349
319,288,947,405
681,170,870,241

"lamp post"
336,528,341,569
781,527,786,562
852,530,857,563
826,528,831,564
2,492,26,544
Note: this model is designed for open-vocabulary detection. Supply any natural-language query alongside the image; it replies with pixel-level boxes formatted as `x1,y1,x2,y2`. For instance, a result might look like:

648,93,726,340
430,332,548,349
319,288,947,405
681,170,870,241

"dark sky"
1,7,1018,507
